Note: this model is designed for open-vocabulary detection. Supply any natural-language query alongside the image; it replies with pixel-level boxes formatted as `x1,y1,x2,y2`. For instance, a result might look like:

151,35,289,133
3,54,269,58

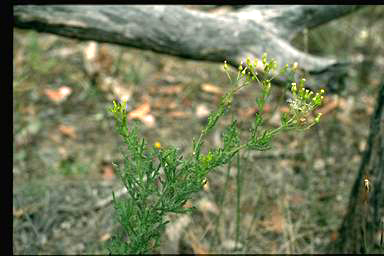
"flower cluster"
288,78,325,126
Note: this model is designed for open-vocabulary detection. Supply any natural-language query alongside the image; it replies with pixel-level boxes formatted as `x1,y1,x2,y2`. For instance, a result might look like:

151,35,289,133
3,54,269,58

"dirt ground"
13,6,384,254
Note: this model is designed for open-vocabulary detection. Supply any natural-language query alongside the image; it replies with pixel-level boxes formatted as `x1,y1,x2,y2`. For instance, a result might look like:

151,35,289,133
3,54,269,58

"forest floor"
13,6,383,254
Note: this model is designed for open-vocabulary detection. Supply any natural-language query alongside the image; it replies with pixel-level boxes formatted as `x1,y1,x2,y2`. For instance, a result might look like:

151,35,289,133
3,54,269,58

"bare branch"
13,5,362,90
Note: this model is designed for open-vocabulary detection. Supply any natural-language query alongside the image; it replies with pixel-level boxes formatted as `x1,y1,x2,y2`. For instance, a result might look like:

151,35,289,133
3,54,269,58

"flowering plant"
107,53,325,254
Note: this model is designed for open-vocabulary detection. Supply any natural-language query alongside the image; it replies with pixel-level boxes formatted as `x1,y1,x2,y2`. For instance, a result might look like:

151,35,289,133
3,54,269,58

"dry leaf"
83,41,98,76
182,200,193,209
99,233,111,242
330,231,338,241
263,103,271,113
84,41,98,61
111,84,132,102
59,86,72,96
201,83,223,95
101,164,115,181
280,106,290,113
44,86,72,104
128,103,151,119
186,230,209,254
262,205,285,233
128,101,156,127
196,104,210,118
100,76,133,102
58,124,76,139
197,197,219,215
58,146,68,159
316,96,339,115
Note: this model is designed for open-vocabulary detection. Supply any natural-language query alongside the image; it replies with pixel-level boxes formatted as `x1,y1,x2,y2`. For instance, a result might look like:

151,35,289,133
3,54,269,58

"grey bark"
13,5,362,90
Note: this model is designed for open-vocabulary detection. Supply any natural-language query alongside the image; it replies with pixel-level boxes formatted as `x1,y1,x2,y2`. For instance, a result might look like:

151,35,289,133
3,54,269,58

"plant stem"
235,152,242,250
213,159,232,246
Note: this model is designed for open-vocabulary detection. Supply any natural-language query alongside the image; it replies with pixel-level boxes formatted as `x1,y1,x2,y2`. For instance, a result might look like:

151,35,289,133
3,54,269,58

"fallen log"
13,5,363,91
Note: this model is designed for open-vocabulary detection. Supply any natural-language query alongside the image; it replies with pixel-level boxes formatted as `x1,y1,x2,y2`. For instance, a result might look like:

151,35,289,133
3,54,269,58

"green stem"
235,152,242,250
213,159,232,246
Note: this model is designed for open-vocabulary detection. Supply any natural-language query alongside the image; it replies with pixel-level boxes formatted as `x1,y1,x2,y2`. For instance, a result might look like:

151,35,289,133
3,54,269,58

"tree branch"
234,5,363,41
13,5,362,90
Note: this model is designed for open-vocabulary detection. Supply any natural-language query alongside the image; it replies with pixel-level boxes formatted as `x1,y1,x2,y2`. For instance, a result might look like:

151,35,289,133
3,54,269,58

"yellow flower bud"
224,60,228,70
300,78,306,88
292,62,298,71
239,60,244,70
254,58,258,68
262,53,268,64
154,142,161,149
246,57,251,66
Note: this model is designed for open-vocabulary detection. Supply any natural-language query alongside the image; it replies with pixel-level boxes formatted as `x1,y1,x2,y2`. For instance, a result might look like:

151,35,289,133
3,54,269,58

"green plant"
107,53,325,254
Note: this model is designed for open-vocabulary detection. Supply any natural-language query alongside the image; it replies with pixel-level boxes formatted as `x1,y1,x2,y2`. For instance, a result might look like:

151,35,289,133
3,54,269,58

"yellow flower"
154,142,161,149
